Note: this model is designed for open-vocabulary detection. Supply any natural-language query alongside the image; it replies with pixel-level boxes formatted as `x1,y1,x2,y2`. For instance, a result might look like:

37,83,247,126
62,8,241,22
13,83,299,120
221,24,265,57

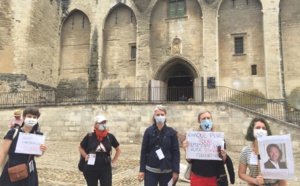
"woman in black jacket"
138,105,180,186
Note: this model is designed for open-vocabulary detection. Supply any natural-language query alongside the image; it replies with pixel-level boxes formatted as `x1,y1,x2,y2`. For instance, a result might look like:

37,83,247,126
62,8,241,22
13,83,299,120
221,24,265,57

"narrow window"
234,37,244,54
169,0,186,18
251,65,257,75
131,45,136,60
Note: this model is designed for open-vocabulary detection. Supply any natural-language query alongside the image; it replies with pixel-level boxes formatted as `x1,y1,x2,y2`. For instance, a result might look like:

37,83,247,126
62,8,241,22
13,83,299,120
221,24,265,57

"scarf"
94,127,108,141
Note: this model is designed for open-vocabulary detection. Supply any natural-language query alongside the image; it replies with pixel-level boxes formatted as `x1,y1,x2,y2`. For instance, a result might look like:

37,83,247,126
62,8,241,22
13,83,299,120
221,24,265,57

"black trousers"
83,168,112,186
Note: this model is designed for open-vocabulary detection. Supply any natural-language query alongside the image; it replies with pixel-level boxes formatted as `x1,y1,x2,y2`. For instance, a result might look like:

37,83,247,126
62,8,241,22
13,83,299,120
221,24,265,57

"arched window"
169,0,186,18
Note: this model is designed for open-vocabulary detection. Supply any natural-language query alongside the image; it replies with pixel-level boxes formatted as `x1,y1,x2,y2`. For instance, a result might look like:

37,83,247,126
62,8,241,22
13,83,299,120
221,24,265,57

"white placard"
168,178,173,186
186,131,224,160
258,134,295,180
15,132,45,155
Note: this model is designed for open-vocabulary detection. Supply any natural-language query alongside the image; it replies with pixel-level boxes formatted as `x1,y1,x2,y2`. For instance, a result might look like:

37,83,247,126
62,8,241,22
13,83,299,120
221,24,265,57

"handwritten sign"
186,131,224,160
257,134,295,180
15,132,45,155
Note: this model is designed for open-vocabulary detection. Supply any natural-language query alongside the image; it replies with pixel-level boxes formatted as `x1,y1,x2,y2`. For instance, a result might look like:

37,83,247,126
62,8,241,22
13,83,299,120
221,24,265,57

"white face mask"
253,128,267,138
24,118,38,127
98,124,107,131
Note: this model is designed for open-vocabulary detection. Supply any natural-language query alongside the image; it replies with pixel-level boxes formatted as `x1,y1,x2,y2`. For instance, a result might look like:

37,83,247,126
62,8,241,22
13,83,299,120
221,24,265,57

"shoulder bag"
0,129,19,176
78,132,93,172
184,163,191,180
7,154,31,182
7,164,28,182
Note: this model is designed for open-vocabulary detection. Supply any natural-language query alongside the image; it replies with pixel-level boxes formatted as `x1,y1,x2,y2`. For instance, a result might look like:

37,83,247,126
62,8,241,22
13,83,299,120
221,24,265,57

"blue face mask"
155,116,165,124
200,119,213,131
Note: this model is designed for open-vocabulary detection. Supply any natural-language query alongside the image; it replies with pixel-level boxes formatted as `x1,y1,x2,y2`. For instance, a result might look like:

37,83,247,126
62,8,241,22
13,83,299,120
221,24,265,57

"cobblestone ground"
1,141,299,185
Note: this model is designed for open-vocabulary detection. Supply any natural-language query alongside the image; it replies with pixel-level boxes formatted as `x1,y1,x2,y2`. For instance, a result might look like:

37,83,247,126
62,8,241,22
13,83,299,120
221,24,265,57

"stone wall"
0,103,299,153
280,0,300,109
1,0,300,102
218,0,265,93
0,0,14,73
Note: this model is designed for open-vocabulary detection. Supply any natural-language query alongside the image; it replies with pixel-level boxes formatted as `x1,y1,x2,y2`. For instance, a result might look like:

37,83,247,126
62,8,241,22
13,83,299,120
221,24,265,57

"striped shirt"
239,145,278,185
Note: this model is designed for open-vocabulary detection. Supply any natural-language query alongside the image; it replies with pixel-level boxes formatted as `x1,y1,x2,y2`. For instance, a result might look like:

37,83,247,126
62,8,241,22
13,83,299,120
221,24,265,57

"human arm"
138,129,149,181
111,145,121,166
78,145,89,161
238,161,264,185
0,139,12,167
78,134,91,161
139,129,149,173
279,180,287,186
171,131,180,182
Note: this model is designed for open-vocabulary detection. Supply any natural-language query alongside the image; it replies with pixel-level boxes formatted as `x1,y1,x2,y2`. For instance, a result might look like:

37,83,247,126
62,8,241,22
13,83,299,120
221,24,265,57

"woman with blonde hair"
138,105,180,186
183,111,234,186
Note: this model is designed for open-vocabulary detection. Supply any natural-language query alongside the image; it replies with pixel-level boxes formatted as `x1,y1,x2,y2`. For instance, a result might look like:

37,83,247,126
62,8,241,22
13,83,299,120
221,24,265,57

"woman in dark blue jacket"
138,105,180,186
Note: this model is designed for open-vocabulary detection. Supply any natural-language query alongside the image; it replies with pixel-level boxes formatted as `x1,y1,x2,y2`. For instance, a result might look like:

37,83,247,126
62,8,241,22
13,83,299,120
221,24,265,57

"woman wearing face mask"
182,111,234,186
0,106,47,186
138,105,180,186
78,115,121,186
238,118,287,186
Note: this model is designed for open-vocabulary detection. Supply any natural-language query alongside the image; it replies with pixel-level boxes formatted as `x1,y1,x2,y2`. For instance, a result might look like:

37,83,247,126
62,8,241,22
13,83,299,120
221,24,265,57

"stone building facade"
0,0,300,108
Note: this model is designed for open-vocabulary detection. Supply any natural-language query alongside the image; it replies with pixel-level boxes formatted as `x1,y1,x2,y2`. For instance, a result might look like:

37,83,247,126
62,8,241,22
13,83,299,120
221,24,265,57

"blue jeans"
144,170,175,186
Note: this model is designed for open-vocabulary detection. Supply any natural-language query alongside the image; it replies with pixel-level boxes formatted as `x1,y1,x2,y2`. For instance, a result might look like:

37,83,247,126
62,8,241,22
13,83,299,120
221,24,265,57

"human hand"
111,161,117,169
172,172,178,184
138,172,144,182
256,175,264,185
217,146,227,162
183,140,189,151
40,144,47,154
85,154,89,161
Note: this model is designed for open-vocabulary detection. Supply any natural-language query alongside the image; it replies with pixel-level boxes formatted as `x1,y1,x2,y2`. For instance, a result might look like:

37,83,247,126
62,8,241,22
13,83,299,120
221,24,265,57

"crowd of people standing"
0,106,289,186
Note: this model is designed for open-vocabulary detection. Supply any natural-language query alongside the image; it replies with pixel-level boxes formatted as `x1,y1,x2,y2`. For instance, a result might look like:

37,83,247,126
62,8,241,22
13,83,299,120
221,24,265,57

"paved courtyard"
1,140,299,185
36,141,299,186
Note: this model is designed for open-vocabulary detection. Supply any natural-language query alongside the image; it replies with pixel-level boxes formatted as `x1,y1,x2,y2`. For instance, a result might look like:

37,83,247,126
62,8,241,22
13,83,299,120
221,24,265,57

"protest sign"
258,134,295,180
186,131,224,160
15,132,45,155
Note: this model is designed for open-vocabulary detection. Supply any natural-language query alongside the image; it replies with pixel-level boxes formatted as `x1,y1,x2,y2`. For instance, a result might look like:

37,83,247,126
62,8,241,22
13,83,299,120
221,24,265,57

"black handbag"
217,155,235,186
78,155,85,172
78,132,93,172
217,173,228,186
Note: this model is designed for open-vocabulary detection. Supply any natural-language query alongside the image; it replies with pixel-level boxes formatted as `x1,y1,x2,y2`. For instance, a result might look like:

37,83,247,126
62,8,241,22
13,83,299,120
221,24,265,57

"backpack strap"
107,133,112,156
12,128,18,139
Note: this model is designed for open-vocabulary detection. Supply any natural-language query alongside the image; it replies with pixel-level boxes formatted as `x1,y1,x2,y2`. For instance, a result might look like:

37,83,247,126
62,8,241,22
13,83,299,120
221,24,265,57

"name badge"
29,160,34,173
155,148,165,160
88,153,96,165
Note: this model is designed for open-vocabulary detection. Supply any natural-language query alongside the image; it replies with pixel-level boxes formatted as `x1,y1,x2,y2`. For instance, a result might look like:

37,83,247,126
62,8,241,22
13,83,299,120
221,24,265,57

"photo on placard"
263,143,287,169
258,134,295,180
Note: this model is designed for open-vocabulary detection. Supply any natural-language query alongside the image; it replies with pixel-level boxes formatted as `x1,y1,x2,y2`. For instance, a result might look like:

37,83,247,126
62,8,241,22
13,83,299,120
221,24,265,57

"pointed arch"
101,4,137,88
59,10,91,88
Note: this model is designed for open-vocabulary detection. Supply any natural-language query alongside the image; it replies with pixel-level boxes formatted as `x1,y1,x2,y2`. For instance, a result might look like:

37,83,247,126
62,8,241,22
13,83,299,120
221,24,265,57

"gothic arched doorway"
152,58,199,101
